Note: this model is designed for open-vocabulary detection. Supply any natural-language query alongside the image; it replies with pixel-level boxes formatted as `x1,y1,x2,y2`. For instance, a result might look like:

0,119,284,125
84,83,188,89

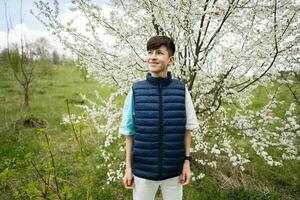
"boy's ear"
169,56,175,65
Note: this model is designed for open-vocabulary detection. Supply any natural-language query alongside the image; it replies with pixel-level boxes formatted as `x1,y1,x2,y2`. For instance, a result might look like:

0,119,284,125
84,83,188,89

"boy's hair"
147,36,175,56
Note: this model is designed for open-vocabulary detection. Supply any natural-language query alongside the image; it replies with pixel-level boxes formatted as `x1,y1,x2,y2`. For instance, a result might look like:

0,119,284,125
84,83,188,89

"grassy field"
0,62,299,200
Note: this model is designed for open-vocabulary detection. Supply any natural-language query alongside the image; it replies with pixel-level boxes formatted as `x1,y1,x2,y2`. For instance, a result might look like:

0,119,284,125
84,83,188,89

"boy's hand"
123,168,135,189
180,160,191,185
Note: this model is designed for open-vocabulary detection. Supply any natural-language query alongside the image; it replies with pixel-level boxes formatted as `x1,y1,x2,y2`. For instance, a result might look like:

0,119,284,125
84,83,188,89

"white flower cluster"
193,124,210,154
231,98,299,166
106,162,125,185
194,159,217,168
77,90,124,136
279,103,300,160
221,139,250,171
60,89,130,185
61,113,86,125
191,173,205,181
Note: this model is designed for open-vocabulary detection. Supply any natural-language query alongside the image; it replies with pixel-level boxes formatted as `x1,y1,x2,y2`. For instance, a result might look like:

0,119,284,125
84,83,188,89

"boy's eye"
147,50,164,55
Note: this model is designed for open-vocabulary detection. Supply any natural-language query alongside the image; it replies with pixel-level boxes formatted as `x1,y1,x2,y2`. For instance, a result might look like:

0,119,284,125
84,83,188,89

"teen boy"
119,36,198,200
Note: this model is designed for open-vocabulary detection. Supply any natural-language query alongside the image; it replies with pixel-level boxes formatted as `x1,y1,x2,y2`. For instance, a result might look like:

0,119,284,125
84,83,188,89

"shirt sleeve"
119,89,136,136
185,86,199,130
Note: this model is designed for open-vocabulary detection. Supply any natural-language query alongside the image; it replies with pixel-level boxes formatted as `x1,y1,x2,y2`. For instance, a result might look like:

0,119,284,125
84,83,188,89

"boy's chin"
149,69,159,72
149,67,162,73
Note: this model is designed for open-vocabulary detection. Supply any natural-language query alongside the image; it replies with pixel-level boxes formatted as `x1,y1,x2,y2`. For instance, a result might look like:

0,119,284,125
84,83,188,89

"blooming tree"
34,0,300,184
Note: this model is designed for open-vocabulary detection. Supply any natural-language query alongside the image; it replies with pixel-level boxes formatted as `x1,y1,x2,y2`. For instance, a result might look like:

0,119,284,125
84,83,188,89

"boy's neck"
150,71,168,78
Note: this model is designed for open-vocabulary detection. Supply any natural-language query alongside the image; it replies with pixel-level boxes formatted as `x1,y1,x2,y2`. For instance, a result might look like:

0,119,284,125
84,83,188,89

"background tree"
29,37,51,60
4,0,36,107
0,48,9,65
33,0,300,185
52,50,60,64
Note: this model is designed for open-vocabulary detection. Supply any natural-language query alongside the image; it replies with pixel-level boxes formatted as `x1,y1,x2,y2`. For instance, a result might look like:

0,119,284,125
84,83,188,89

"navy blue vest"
132,72,186,180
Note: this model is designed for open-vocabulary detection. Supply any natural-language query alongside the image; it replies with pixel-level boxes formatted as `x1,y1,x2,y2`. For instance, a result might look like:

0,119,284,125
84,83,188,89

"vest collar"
146,71,172,86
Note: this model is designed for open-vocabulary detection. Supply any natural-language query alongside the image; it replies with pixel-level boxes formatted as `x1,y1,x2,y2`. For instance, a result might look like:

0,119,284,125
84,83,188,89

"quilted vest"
132,71,186,180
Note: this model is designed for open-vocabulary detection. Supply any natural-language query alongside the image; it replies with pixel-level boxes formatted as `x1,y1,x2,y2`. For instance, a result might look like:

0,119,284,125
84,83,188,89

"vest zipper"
158,78,163,178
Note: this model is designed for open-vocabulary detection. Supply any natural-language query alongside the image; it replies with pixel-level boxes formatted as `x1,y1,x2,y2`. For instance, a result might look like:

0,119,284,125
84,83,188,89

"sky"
0,0,110,55
0,0,109,31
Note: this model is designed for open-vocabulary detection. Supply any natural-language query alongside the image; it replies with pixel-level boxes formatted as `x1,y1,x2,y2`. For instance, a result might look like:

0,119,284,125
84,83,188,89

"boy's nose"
149,53,157,60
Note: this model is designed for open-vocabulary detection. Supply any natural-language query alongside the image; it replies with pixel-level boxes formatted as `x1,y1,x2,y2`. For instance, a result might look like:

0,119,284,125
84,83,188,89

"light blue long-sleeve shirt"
119,89,136,135
119,87,199,136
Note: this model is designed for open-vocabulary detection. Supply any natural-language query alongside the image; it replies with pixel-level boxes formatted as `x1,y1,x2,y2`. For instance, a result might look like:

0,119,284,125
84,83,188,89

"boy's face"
147,45,174,74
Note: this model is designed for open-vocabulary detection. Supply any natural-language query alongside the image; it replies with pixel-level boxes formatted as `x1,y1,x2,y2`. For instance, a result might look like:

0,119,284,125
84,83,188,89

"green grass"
0,61,120,199
0,62,299,199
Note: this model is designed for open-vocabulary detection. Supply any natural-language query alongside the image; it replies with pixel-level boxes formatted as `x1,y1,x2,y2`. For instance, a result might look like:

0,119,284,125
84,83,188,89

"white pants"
133,175,182,200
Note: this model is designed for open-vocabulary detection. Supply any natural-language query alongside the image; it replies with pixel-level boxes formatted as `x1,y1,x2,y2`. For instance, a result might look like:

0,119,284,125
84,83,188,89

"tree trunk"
24,85,30,107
